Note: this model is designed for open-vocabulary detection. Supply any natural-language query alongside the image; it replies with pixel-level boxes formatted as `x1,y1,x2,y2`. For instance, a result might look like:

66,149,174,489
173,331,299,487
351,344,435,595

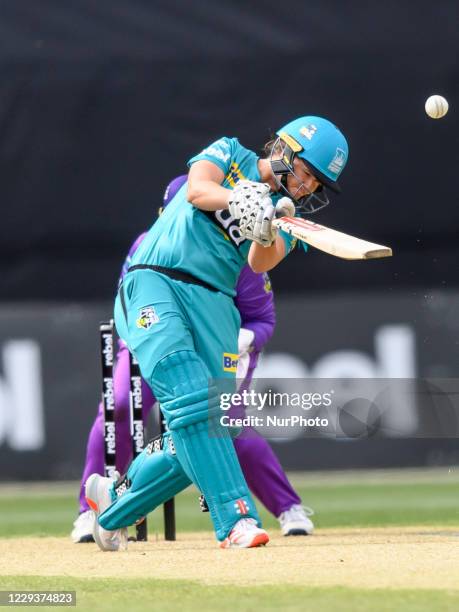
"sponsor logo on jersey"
200,139,231,163
212,209,246,247
225,162,246,188
136,306,160,330
223,352,238,373
327,147,346,176
203,164,249,247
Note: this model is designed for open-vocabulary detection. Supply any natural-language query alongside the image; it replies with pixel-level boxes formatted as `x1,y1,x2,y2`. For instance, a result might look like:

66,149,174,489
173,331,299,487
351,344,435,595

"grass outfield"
1,576,459,612
0,468,458,538
1,469,458,611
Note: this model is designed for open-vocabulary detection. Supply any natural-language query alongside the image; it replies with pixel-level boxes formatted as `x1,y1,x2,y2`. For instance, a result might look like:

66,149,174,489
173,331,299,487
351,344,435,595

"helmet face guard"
269,137,330,215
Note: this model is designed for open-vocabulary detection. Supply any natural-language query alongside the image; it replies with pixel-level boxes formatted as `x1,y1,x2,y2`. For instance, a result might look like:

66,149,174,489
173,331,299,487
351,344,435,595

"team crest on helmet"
300,124,317,140
136,306,160,330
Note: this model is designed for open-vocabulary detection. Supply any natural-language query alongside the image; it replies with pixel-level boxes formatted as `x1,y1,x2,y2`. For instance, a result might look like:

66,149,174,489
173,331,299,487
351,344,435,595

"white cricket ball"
425,95,449,119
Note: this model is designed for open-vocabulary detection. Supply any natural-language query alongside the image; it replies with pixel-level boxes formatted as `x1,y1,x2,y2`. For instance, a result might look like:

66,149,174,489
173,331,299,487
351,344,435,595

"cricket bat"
272,216,392,260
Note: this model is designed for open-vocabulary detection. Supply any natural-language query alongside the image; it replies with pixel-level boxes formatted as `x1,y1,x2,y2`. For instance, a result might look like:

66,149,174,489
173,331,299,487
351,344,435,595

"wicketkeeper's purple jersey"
118,232,147,287
234,265,275,371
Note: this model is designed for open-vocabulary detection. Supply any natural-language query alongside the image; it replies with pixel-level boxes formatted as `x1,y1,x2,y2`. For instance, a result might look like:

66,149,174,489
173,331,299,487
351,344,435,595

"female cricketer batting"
85,116,349,549
73,176,313,542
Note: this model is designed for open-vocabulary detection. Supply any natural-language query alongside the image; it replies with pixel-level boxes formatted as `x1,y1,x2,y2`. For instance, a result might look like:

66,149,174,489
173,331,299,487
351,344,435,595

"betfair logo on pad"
223,353,238,373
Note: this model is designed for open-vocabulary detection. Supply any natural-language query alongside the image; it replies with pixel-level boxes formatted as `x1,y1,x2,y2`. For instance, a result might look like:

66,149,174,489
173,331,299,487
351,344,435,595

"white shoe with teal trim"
278,505,314,536
220,518,269,549
71,510,95,543
85,473,128,551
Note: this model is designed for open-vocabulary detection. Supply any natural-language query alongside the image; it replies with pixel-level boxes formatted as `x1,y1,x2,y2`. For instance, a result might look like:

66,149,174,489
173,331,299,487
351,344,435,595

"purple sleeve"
163,175,188,206
116,233,158,407
234,265,275,354
118,232,148,286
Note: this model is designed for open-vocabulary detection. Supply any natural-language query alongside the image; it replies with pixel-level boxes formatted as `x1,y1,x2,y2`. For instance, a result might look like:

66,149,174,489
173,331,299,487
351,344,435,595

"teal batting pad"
98,431,190,530
114,270,260,540
153,350,260,541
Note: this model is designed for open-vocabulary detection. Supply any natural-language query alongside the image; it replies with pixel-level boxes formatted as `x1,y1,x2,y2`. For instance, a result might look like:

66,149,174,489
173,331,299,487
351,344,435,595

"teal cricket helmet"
275,116,349,194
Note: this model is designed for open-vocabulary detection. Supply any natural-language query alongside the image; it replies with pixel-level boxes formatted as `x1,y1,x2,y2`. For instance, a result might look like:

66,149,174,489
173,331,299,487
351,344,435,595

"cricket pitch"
2,528,459,590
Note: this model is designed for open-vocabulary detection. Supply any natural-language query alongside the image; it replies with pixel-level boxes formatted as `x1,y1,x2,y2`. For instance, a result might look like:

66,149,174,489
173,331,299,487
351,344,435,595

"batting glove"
228,180,271,220
239,195,277,246
240,196,296,247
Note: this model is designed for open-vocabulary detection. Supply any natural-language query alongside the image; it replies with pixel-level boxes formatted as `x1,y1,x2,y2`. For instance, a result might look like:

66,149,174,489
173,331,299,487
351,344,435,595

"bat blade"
273,217,392,260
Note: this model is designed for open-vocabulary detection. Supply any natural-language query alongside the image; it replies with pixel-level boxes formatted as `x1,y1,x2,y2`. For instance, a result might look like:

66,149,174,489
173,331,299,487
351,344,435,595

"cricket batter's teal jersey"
130,137,297,297
113,138,301,541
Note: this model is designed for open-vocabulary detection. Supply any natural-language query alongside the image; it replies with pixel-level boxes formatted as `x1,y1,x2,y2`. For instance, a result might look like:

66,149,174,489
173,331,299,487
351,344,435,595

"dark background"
1,0,458,300
1,295,459,480
0,1,458,478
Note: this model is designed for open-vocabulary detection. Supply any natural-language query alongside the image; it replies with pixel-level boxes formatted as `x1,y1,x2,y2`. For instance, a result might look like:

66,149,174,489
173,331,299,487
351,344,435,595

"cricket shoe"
220,518,269,549
278,504,315,536
70,510,95,543
85,473,128,552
